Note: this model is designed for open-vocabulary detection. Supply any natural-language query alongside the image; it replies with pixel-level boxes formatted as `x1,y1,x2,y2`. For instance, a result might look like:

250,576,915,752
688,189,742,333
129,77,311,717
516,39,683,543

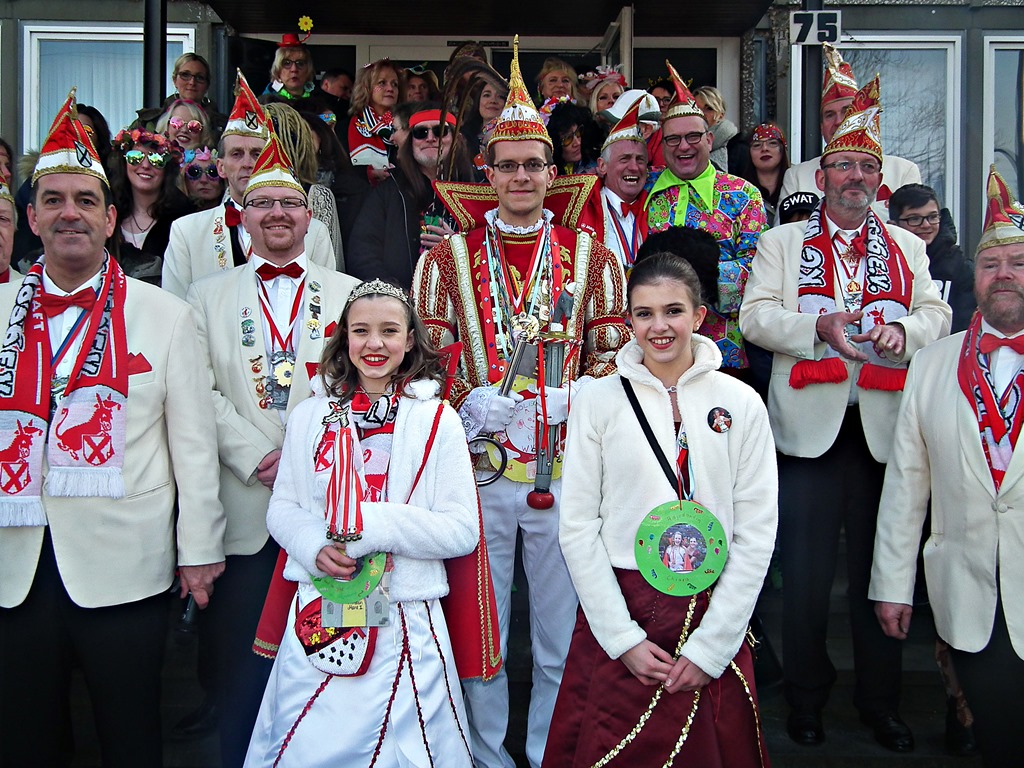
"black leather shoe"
787,710,825,746
944,696,977,756
860,710,914,753
170,698,219,741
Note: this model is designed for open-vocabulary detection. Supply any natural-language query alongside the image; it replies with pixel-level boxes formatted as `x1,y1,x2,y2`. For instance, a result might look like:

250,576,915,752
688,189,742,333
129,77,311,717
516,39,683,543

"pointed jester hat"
486,36,552,150
33,87,108,187
662,60,704,121
822,74,883,163
977,165,1024,256
223,69,270,141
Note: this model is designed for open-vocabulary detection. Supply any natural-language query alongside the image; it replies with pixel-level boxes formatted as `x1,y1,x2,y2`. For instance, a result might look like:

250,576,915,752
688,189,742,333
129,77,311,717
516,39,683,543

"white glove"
483,391,523,432
537,385,570,425
459,385,524,439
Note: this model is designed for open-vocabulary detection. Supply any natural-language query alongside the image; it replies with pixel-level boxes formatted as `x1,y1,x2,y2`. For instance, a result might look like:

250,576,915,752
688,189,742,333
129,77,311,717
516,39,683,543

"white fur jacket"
267,379,479,603
559,335,779,678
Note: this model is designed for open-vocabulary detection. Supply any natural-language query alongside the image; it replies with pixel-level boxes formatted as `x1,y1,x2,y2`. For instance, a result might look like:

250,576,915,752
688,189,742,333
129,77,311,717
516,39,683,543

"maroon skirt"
542,569,769,768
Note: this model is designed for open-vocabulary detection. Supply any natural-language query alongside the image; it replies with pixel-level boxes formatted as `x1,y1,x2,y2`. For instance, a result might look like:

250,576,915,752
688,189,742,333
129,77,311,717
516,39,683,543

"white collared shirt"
824,214,867,405
226,193,252,254
600,187,639,268
980,318,1024,397
42,268,103,380
250,252,308,352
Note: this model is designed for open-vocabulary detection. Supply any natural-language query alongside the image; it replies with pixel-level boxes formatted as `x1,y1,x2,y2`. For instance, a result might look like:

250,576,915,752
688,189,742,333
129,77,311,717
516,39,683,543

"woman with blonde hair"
692,86,742,174
263,101,344,266
155,99,213,152
536,57,579,103
267,44,317,101
349,59,401,183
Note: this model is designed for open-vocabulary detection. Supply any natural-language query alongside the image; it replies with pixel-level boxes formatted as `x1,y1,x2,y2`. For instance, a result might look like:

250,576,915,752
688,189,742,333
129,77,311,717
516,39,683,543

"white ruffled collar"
484,208,554,235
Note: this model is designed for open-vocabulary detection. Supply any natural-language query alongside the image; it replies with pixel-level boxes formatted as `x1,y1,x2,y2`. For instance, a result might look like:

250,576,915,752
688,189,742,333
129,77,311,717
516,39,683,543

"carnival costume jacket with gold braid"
414,225,629,410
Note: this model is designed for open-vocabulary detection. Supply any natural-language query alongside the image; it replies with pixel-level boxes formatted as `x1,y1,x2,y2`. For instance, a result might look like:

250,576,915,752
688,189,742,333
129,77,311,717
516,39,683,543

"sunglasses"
169,117,203,134
185,164,220,181
411,124,451,140
560,127,583,147
125,149,170,168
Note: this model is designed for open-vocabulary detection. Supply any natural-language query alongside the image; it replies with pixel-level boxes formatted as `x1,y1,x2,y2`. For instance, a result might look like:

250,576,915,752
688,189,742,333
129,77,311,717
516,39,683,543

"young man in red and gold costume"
413,37,629,768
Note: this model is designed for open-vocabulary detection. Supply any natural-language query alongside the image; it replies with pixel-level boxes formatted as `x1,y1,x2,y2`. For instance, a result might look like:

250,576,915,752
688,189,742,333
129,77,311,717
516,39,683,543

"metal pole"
801,0,823,161
143,0,167,109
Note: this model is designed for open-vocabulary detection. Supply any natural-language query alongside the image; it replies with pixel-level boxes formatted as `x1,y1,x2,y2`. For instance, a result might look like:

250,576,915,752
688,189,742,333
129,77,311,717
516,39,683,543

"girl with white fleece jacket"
543,253,778,767
245,281,477,768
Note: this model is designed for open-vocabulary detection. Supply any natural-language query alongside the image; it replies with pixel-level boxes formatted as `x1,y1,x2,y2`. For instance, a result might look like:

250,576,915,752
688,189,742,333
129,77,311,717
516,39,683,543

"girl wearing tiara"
245,280,477,767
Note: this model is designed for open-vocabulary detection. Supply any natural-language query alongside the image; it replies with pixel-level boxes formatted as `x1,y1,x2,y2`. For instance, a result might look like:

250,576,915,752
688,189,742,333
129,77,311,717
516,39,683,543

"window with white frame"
984,37,1024,202
22,23,195,152
789,35,961,219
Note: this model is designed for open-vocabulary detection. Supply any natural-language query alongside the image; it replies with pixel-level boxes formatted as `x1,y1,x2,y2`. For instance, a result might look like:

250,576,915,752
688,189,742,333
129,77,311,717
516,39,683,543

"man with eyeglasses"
778,44,920,225
163,71,335,300
185,130,359,768
349,105,473,289
890,183,975,333
645,63,767,376
414,39,627,768
740,76,950,754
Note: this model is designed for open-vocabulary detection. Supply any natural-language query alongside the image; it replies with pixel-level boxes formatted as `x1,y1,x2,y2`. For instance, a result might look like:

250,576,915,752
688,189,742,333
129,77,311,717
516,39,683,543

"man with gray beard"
740,75,950,752
870,166,1024,768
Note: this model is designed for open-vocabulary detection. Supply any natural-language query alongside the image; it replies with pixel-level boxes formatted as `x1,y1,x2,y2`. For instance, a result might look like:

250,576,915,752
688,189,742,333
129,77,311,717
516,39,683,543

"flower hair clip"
580,64,626,89
112,128,184,165
183,146,218,164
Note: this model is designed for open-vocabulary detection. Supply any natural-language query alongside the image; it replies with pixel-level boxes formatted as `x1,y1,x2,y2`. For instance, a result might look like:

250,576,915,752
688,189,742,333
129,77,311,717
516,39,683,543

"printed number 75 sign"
790,11,842,45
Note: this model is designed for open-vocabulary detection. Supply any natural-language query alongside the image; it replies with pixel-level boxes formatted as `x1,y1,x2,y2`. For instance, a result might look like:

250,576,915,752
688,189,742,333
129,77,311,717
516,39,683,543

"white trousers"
462,477,578,768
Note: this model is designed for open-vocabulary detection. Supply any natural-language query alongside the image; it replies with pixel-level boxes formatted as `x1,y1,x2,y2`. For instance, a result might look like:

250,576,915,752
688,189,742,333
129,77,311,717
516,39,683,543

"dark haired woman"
547,101,599,176
245,280,478,767
543,253,776,766
109,128,194,284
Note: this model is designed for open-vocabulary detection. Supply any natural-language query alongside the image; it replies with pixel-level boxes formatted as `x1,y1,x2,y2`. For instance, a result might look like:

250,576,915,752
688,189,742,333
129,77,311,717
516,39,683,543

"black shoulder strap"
621,377,678,493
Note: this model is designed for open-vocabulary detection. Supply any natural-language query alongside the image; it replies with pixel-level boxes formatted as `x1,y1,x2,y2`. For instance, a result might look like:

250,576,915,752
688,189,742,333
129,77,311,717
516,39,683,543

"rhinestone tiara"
346,279,411,307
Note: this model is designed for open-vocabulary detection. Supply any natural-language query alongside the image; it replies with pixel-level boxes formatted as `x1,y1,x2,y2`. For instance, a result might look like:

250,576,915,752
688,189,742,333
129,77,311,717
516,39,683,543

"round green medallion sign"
634,500,728,596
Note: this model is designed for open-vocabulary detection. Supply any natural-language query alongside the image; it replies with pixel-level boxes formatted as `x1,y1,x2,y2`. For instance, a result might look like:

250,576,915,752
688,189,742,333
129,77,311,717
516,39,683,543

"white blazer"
186,260,359,557
163,202,336,299
869,333,1024,659
739,219,950,462
776,154,922,225
0,278,225,608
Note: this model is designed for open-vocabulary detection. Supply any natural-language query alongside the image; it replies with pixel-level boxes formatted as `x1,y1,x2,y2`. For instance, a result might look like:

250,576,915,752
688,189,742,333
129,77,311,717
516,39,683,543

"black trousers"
778,406,903,715
950,598,1024,768
0,529,168,768
202,537,279,768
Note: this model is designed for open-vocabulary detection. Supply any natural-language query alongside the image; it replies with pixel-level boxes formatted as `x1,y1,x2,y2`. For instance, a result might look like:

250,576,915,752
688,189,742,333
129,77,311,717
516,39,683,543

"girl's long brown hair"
319,290,445,404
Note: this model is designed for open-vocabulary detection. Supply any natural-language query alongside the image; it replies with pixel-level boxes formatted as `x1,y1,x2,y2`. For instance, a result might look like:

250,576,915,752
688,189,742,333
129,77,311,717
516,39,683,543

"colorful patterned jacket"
645,167,767,368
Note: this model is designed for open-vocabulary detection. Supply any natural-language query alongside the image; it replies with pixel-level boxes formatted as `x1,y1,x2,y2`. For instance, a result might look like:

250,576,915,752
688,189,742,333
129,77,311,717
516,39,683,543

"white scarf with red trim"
957,314,1024,491
0,256,128,527
791,203,912,391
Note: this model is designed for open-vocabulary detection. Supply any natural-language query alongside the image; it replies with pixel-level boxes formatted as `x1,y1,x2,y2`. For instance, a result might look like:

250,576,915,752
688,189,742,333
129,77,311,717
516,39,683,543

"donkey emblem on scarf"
0,420,45,493
55,394,121,464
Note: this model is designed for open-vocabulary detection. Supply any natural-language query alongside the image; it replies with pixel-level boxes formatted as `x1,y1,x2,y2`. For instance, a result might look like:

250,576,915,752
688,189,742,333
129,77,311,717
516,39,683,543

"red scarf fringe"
789,357,848,389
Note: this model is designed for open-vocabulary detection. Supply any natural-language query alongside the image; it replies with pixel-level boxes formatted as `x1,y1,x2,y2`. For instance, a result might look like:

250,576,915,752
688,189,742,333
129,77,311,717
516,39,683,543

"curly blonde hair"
350,59,401,116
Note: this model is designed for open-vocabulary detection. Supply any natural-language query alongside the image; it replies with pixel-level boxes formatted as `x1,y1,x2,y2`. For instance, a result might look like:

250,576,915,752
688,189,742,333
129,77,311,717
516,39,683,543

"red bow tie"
37,288,97,317
256,262,304,282
225,204,242,228
620,199,644,219
979,333,1024,355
